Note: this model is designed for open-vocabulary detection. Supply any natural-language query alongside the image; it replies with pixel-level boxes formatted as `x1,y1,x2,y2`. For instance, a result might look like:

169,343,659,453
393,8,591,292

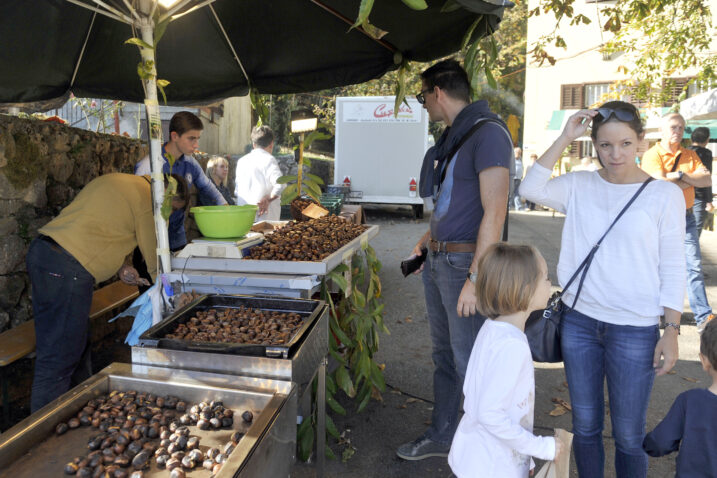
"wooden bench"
0,281,138,428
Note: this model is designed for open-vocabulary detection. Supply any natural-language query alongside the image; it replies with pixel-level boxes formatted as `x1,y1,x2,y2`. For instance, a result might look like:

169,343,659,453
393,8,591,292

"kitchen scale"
175,232,264,259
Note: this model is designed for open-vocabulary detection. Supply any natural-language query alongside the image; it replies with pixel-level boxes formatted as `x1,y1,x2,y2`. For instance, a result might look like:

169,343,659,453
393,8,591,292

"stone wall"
0,114,147,333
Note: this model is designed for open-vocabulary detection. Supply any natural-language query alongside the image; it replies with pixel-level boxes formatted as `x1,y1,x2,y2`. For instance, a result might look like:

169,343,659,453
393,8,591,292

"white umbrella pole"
139,18,171,276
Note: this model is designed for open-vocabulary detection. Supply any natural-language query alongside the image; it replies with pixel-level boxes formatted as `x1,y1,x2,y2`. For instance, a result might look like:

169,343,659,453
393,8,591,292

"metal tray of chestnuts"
138,294,324,359
0,362,297,478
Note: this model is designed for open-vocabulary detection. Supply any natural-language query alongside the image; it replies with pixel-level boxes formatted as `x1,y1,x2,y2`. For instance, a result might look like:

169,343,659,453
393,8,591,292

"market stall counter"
0,363,296,478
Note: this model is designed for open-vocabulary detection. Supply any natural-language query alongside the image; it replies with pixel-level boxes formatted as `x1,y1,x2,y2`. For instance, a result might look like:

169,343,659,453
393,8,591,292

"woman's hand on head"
560,110,599,143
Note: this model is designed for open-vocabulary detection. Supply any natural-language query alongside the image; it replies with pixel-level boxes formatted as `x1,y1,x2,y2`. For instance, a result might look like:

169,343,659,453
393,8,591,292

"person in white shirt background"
449,242,565,478
235,126,284,222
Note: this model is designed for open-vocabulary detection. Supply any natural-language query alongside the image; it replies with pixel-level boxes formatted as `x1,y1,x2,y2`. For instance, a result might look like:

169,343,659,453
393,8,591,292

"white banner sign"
342,100,421,123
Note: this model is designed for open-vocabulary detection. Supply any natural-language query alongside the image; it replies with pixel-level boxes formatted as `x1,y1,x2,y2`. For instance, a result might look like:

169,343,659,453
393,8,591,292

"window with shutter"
561,84,583,109
662,77,690,106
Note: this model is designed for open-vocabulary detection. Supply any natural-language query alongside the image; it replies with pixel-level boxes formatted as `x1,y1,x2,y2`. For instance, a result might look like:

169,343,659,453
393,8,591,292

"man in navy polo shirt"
397,59,512,460
135,111,227,250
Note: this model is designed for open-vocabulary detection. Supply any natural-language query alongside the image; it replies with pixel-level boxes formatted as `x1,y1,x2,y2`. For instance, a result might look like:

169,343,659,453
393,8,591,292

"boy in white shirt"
449,243,565,477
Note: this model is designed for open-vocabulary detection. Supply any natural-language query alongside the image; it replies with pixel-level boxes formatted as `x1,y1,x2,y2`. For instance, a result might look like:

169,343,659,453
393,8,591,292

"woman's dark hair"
590,101,644,141
691,126,710,144
420,59,471,103
169,111,203,136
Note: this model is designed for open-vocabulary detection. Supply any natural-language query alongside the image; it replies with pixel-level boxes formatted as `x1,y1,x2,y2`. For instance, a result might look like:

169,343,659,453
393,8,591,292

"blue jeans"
26,237,95,412
422,251,487,445
561,308,659,478
685,209,712,325
693,198,707,239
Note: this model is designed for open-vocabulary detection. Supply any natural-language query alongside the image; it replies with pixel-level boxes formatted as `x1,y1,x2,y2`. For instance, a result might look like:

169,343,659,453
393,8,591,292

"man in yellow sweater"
26,173,188,411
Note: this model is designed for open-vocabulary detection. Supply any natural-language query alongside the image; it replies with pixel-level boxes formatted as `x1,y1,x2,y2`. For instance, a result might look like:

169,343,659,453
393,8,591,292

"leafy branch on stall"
277,126,332,205
297,246,388,461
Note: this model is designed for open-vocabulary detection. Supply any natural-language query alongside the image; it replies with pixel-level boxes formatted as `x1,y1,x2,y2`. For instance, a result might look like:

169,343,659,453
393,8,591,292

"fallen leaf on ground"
562,381,568,387
667,370,677,375
682,377,700,383
406,398,420,404
551,397,572,410
548,404,568,416
390,390,403,395
404,317,413,323
396,319,402,324
424,420,432,425
398,404,407,409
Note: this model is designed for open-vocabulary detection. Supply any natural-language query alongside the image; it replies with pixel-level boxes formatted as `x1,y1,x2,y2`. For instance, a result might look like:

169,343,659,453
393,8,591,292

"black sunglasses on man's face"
594,107,638,123
416,88,433,105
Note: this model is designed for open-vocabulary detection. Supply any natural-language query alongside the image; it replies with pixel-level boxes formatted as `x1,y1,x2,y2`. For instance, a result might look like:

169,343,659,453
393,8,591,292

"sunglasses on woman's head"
594,107,638,123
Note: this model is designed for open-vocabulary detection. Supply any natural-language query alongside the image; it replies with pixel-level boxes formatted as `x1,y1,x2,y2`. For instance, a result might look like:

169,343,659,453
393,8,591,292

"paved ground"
292,205,717,478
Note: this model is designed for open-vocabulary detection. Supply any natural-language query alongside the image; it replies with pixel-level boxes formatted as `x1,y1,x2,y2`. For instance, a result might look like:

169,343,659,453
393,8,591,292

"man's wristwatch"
467,271,478,284
678,170,684,181
664,322,680,334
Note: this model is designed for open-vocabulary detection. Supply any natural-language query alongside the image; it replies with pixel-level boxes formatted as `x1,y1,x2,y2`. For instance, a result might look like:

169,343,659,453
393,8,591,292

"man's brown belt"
429,240,475,253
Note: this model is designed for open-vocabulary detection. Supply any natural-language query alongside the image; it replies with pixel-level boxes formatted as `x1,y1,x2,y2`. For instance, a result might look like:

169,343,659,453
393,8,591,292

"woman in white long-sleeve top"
519,101,685,478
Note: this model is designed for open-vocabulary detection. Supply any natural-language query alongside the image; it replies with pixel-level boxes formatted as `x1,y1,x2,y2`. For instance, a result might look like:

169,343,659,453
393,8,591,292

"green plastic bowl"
190,205,258,239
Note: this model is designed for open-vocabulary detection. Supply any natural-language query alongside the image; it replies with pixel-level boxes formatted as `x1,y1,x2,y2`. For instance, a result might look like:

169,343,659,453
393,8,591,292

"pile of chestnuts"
247,215,367,261
163,306,304,345
55,390,255,477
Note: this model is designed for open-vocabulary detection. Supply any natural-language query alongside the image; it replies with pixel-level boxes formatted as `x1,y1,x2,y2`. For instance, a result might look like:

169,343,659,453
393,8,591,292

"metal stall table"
132,296,329,476
0,363,296,478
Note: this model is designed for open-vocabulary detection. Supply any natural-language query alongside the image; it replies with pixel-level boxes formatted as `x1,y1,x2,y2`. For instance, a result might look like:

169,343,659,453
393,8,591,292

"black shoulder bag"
525,176,655,362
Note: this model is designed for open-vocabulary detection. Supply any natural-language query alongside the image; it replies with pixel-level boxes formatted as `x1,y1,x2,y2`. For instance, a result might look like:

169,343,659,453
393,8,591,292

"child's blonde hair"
206,156,229,187
475,243,542,319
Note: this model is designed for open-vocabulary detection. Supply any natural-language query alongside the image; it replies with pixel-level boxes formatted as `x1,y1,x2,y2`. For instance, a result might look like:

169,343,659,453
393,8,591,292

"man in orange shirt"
641,113,714,333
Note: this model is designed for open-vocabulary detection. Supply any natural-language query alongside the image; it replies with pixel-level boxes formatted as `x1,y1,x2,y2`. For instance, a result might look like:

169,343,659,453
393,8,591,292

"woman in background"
199,156,235,205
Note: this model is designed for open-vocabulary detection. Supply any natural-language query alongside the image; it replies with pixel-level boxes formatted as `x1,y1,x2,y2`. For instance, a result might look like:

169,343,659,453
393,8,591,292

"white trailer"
334,96,430,218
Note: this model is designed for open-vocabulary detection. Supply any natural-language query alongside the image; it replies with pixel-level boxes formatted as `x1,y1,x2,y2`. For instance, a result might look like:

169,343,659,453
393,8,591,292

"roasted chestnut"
68,417,81,429
56,422,69,435
63,462,79,475
131,450,150,470
241,410,253,423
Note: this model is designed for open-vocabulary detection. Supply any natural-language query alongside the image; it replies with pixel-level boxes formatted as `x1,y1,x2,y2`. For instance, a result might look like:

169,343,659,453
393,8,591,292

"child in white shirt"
448,243,564,478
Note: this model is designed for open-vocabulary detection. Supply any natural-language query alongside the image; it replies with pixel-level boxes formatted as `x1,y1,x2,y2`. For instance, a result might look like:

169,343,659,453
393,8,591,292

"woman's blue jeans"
560,308,658,478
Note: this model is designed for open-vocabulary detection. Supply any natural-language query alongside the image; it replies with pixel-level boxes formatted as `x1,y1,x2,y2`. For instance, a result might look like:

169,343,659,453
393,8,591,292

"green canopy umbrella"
0,0,508,274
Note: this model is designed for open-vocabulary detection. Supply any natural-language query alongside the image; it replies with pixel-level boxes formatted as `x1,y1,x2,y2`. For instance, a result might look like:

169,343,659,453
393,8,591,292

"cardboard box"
339,204,364,224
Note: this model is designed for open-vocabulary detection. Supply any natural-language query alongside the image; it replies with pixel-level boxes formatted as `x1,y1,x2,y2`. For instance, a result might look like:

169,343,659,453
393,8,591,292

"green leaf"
393,62,407,117
326,395,346,415
280,184,299,205
461,17,481,50
156,79,170,88
330,318,355,347
440,0,461,12
301,157,312,168
298,421,315,461
326,373,338,395
325,443,337,460
325,414,340,439
351,288,366,309
356,385,372,413
306,173,325,185
304,181,323,200
335,365,356,398
137,62,152,80
370,362,386,391
276,175,297,185
484,63,497,89
351,0,375,30
125,37,154,50
329,348,346,365
401,0,428,10
157,82,168,105
328,274,348,294
154,17,171,46
330,263,350,274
